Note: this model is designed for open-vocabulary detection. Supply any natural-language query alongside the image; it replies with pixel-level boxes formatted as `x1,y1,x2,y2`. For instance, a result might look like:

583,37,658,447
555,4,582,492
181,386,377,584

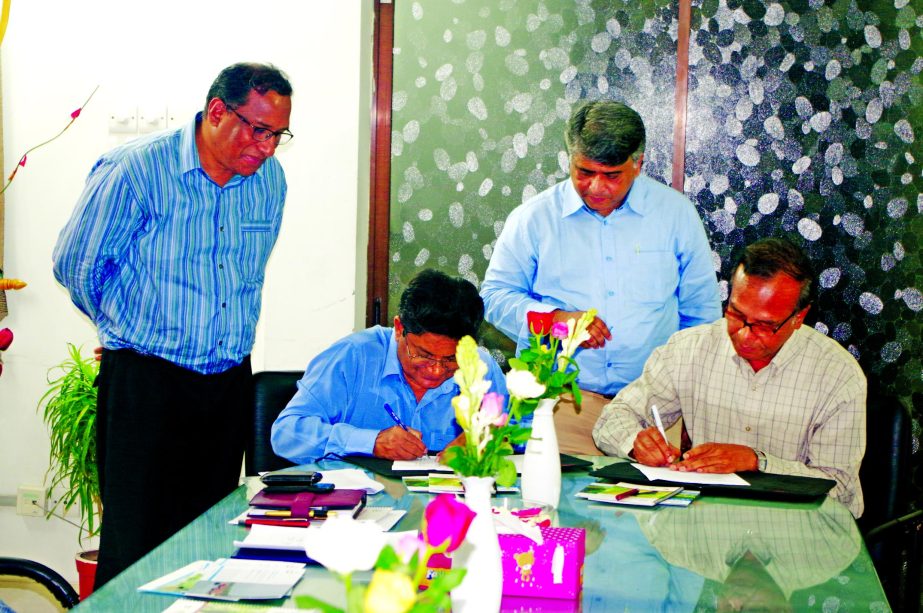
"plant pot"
75,549,98,600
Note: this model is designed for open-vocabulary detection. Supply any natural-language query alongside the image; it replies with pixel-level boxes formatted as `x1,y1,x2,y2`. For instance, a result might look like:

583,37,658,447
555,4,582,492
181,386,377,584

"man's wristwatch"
754,449,767,472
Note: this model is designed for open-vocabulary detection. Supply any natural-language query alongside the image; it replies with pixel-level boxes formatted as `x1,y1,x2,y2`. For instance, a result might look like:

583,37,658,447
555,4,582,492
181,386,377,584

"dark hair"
204,63,293,113
398,270,484,340
734,237,816,309
565,100,646,166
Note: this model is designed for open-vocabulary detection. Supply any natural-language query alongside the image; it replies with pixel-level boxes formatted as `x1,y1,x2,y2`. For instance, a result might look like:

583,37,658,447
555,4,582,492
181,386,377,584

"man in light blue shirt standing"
481,101,720,452
272,270,506,463
53,63,293,588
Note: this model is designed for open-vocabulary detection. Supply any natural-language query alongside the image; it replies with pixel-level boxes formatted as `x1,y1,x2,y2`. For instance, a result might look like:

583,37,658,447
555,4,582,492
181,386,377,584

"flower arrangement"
439,337,535,487
510,310,596,410
439,311,595,486
300,493,475,613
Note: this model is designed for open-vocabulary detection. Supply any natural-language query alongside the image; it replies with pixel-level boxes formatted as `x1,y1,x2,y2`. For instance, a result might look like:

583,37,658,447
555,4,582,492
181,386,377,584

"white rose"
506,369,546,399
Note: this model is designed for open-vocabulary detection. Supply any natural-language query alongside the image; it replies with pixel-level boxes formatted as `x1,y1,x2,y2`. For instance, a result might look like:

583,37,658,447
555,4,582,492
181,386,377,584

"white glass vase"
521,397,562,508
450,476,503,613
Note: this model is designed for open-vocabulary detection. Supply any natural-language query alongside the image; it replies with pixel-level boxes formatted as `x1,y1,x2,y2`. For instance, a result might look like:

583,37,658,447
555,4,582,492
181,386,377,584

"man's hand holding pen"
632,426,681,466
376,402,426,459
373,425,426,460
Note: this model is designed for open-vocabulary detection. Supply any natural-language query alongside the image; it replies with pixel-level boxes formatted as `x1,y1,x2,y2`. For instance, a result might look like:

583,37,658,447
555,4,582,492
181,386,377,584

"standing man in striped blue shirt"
53,62,293,587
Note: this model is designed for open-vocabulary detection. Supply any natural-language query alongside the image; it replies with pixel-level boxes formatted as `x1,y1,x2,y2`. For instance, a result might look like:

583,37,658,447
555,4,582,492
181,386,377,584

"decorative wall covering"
387,0,921,495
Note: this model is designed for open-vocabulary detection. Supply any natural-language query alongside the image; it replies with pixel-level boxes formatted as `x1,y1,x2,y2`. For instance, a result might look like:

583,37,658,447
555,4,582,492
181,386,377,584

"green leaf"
496,458,517,487
294,595,343,612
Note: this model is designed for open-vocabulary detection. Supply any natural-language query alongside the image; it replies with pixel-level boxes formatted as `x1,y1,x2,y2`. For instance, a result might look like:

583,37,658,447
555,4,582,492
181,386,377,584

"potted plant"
38,343,102,600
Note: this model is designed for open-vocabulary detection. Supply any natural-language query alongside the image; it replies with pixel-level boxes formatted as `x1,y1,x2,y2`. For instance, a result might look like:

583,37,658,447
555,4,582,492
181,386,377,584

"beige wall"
0,0,372,584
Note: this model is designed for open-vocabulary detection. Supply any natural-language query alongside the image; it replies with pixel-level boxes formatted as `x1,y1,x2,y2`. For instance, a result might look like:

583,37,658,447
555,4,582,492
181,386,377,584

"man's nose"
256,138,278,156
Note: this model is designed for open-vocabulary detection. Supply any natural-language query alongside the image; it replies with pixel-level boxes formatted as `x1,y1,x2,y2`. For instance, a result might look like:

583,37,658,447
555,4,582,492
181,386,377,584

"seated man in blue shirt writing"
271,269,507,462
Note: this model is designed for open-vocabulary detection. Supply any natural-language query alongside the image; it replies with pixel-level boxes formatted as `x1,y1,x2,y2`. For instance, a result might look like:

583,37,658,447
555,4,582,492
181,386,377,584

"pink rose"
550,321,569,340
422,493,476,553
480,392,508,426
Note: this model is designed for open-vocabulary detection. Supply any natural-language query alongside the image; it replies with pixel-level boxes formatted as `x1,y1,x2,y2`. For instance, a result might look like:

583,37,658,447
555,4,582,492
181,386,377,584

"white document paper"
319,468,385,494
632,463,750,486
234,524,312,551
138,558,304,601
356,507,407,531
393,454,525,474
162,599,303,612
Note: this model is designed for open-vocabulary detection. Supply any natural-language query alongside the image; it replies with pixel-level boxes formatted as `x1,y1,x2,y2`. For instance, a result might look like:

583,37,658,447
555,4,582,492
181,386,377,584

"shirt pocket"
624,250,679,304
238,221,275,282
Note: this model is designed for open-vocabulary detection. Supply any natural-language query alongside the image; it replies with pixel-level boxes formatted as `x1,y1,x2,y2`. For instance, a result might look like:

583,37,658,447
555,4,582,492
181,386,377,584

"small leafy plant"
38,343,101,543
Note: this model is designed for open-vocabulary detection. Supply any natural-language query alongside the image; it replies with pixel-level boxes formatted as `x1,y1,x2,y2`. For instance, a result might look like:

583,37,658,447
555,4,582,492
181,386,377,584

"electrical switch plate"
139,105,167,134
16,485,45,517
109,107,138,134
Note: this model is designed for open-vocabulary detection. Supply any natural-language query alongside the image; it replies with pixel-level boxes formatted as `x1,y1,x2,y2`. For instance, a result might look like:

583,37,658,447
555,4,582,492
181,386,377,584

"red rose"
526,311,554,336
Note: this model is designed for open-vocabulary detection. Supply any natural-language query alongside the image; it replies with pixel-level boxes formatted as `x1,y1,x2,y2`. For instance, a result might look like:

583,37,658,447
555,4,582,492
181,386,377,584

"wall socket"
16,485,46,517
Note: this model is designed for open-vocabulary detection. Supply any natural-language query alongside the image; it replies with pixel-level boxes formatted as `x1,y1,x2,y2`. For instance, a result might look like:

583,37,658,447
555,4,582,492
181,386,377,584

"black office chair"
0,557,79,610
858,394,913,533
244,370,302,475
858,392,921,612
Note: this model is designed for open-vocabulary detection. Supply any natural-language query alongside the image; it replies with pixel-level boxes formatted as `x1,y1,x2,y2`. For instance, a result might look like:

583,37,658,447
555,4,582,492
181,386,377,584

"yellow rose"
364,570,417,613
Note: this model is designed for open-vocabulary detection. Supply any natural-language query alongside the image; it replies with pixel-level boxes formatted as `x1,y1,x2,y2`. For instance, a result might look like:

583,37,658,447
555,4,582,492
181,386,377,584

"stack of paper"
576,482,684,507
138,559,304,601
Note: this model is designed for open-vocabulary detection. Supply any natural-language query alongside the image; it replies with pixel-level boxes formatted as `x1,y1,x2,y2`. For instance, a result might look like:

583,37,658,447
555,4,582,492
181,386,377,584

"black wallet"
260,468,322,486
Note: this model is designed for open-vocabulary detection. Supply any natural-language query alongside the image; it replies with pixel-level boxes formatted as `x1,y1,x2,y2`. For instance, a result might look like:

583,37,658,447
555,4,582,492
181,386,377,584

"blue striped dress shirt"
53,113,287,374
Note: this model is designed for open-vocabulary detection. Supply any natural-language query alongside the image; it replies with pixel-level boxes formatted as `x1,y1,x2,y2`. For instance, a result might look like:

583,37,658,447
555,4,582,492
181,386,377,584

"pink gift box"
499,526,585,599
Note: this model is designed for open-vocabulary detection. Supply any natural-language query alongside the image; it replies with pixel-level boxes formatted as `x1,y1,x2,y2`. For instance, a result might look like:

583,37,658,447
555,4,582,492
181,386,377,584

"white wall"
0,0,372,584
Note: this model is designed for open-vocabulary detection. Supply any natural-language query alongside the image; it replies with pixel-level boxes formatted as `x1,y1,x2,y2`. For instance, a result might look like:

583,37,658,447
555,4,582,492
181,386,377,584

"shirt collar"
561,174,649,219
383,328,404,380
179,113,204,176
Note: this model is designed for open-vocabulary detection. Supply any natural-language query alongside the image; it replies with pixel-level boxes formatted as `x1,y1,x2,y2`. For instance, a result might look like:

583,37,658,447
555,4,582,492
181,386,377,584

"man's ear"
635,153,644,170
793,304,811,328
393,316,403,335
204,98,226,127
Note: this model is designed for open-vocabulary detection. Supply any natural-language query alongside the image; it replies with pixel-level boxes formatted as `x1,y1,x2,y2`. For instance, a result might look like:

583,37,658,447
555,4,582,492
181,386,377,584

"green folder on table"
589,462,835,503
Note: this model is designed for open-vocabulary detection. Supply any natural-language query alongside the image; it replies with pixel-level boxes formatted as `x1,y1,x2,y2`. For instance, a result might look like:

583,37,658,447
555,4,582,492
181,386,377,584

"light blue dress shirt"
53,113,286,374
271,326,509,463
481,175,720,396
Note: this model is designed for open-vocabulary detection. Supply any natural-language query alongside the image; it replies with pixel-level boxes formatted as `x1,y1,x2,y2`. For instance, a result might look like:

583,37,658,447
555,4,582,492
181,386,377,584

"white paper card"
632,463,750,486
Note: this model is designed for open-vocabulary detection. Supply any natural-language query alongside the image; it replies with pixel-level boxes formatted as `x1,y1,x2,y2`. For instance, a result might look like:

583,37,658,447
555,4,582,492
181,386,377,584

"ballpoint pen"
384,402,409,431
614,487,640,501
650,404,668,444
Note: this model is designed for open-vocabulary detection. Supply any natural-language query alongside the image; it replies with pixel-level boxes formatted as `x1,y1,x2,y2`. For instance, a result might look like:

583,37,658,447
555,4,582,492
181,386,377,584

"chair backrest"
858,393,913,533
0,557,79,610
245,370,302,475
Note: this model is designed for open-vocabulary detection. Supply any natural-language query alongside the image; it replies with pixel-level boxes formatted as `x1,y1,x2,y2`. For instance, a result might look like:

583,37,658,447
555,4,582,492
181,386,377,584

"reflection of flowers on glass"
298,494,473,613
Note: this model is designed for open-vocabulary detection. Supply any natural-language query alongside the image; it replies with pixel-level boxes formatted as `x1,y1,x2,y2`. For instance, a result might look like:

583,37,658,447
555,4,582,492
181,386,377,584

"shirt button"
222,302,227,308
606,362,613,367
606,256,613,262
607,291,614,296
218,340,223,346
220,226,224,232
745,426,751,432
219,264,224,270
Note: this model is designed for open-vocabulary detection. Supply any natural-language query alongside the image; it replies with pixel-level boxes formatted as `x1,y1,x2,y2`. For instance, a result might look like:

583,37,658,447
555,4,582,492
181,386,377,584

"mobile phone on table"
260,469,322,486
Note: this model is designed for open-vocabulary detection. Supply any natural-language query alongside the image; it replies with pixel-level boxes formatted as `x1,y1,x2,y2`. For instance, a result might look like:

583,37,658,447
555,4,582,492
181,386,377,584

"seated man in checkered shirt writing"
592,237,866,517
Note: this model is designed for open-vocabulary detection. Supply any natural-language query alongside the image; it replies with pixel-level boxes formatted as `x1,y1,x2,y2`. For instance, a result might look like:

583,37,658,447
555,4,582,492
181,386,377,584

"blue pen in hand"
384,403,409,431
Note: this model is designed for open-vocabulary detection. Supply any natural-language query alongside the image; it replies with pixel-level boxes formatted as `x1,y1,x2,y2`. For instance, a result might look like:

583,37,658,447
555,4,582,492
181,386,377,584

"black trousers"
93,349,251,589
